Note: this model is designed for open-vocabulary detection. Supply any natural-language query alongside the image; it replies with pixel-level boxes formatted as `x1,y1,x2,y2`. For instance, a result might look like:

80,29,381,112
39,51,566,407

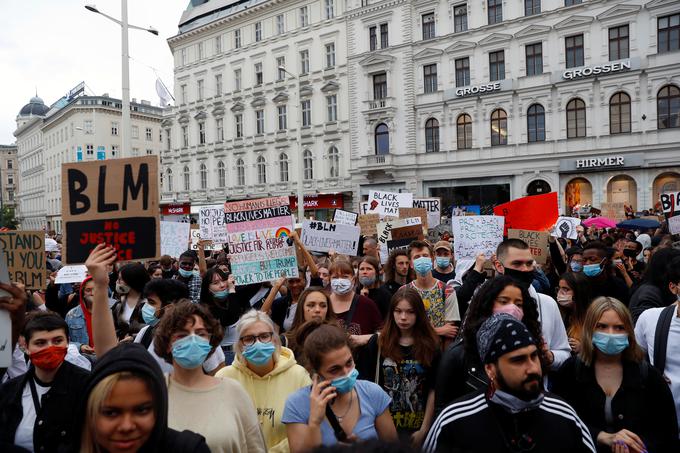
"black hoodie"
66,343,209,453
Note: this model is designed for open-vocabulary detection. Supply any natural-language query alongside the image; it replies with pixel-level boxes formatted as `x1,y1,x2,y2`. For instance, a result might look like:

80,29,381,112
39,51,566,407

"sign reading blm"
61,156,160,264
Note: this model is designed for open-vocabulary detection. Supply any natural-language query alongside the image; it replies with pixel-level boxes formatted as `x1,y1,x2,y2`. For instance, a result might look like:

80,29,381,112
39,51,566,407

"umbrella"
582,217,617,229
616,218,661,230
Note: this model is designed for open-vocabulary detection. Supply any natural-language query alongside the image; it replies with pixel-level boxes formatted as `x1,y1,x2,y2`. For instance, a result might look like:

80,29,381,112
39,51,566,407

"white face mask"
330,278,353,295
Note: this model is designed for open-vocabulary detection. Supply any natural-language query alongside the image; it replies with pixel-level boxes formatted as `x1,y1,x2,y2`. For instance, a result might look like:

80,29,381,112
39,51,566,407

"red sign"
289,194,344,210
161,203,191,215
493,192,558,236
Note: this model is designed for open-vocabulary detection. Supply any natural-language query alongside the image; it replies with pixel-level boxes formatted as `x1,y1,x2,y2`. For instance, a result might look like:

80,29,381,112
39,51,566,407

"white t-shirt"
121,301,135,324
14,379,50,451
635,304,680,434
283,303,297,332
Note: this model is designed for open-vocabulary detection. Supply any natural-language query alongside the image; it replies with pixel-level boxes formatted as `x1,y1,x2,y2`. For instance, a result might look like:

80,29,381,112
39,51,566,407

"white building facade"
0,144,19,212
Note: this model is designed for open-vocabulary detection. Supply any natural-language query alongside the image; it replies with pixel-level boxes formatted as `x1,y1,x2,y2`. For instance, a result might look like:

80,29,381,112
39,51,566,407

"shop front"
161,203,192,222
425,177,511,216
288,193,346,221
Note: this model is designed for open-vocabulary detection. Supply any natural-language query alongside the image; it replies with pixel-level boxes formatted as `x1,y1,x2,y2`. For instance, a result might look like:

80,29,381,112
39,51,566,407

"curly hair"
384,249,415,283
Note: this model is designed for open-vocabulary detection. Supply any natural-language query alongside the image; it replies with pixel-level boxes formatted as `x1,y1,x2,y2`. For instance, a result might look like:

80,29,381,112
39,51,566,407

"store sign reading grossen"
562,60,631,80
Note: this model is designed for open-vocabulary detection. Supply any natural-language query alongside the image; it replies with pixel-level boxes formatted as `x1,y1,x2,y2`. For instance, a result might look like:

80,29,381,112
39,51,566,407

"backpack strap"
140,325,156,350
652,304,676,373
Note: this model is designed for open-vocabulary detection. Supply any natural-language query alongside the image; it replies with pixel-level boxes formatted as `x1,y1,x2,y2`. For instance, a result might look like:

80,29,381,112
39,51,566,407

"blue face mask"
242,341,276,366
414,257,433,276
141,303,159,326
178,268,194,278
570,261,583,273
435,257,450,269
172,334,212,369
592,331,629,355
211,289,229,300
583,262,604,277
330,368,359,394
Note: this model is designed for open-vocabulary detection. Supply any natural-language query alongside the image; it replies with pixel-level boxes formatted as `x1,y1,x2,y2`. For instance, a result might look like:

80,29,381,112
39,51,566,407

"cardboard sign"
600,202,626,221
224,197,298,286
552,217,581,240
377,217,422,263
668,215,680,235
160,221,191,258
199,205,228,242
358,214,379,237
55,265,89,284
61,156,160,264
660,192,680,217
508,229,549,264
301,220,361,256
399,207,428,230
493,192,558,236
451,216,504,261
333,209,359,226
0,231,46,290
367,191,413,217
413,197,442,228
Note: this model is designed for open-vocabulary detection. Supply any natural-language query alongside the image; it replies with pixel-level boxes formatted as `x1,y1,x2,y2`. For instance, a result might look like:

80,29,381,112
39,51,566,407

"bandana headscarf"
477,313,535,364
79,275,95,347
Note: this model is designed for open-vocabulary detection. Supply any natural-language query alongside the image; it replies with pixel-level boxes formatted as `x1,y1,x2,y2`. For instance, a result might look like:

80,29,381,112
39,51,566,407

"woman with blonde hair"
217,310,311,452
553,297,678,453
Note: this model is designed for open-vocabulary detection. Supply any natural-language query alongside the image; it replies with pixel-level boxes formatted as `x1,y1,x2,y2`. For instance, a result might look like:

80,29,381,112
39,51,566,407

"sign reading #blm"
61,156,160,264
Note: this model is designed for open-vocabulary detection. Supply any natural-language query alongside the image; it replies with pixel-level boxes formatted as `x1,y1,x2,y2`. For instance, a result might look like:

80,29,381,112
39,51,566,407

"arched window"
303,149,314,180
425,118,440,152
527,104,545,142
183,166,190,191
257,155,267,184
166,168,173,192
199,163,207,189
566,98,586,138
328,146,339,178
490,109,507,146
374,123,389,155
657,85,680,129
279,153,289,182
217,161,226,188
456,114,472,149
610,92,631,134
236,158,245,186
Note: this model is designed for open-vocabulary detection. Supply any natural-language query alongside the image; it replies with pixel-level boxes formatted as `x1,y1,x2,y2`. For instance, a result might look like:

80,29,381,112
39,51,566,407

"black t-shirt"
432,268,456,284
356,286,391,320
202,296,250,328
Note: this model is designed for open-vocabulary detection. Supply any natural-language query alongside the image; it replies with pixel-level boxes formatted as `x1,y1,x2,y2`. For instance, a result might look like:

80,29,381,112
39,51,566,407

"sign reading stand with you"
61,156,160,264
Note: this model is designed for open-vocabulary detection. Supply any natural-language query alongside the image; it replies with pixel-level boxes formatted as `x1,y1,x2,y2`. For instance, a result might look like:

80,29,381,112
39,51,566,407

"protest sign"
660,192,680,217
668,215,680,235
190,226,222,251
55,265,89,284
377,217,422,263
333,209,359,226
508,229,549,264
160,221,191,258
493,192,558,235
399,207,428,230
600,202,626,221
387,224,424,255
451,216,504,261
0,231,45,290
224,197,298,286
199,205,228,242
552,217,581,240
301,220,360,256
61,155,160,264
358,214,379,237
367,191,413,217
413,197,442,228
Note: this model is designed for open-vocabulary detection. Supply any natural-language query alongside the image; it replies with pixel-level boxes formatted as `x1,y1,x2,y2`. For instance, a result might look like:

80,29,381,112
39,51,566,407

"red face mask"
30,345,67,371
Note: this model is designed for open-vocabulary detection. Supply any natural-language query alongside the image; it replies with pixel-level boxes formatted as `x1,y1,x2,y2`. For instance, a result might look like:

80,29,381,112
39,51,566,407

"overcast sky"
0,0,188,144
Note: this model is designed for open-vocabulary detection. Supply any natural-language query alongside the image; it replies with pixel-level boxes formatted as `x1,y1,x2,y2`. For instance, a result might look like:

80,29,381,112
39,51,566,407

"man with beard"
424,313,595,453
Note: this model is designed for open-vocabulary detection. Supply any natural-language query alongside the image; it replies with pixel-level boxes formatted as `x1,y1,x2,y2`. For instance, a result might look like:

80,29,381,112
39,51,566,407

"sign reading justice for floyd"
61,156,160,264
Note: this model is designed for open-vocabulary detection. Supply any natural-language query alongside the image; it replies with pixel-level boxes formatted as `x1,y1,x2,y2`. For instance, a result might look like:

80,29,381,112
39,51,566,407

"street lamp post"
85,2,158,159
279,66,305,223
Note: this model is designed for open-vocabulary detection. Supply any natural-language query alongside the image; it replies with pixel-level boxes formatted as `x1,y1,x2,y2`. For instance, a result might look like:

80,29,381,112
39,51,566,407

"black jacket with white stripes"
423,390,596,453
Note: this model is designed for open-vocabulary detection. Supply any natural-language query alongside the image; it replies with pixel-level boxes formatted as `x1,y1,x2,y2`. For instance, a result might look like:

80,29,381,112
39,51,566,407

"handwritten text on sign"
0,231,45,290
660,192,680,217
301,220,361,256
333,209,359,226
451,216,504,261
367,191,413,217
508,229,549,264
413,198,442,228
377,217,422,264
160,221,191,259
199,205,228,242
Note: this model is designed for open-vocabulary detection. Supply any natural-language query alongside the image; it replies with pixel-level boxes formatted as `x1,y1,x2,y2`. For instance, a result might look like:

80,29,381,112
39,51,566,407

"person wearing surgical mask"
356,256,391,319
556,272,592,354
173,251,202,304
581,242,630,306
432,241,456,283
217,310,311,452
111,262,150,341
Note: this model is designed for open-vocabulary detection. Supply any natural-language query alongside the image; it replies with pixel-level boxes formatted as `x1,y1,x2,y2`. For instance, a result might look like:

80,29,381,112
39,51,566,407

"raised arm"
260,276,286,315
290,231,318,277
85,244,119,358
197,239,210,278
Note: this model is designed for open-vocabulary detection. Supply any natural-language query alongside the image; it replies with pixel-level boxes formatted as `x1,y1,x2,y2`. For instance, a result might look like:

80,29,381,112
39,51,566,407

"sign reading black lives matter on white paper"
301,220,361,256
61,156,160,264
661,192,680,218
333,209,359,226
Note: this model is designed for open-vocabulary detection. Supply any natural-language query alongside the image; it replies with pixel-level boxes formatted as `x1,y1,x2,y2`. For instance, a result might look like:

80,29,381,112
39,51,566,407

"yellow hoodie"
216,347,311,453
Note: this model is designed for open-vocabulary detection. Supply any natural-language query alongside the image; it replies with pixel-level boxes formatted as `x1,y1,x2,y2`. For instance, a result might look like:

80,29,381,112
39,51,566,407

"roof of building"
18,95,50,117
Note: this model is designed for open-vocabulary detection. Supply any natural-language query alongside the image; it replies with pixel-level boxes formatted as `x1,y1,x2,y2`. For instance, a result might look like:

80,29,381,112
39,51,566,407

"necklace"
332,391,354,422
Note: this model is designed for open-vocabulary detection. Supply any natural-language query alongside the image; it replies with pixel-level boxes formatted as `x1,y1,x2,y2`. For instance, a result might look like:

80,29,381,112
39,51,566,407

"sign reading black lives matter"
61,156,160,264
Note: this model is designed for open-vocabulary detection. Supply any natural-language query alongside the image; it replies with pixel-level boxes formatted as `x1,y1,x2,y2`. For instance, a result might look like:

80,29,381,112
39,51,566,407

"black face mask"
503,267,535,286
623,249,637,258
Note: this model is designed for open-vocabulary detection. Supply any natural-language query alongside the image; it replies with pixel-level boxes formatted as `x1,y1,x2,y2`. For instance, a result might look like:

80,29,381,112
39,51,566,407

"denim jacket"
65,305,89,350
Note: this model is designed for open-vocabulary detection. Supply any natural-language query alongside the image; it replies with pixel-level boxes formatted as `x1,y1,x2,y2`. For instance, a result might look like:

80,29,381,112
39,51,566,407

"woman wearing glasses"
217,310,311,452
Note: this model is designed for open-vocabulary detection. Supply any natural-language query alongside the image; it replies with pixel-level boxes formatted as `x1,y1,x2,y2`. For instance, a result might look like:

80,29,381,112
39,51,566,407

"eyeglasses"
239,332,273,346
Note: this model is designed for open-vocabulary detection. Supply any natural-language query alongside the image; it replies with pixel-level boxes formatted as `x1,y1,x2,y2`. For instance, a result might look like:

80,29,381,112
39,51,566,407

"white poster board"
413,197,442,228
333,209,359,226
376,217,422,264
367,191,413,217
552,217,581,240
199,204,228,242
160,221,191,258
668,215,680,235
301,220,361,256
190,228,222,251
451,216,504,260
55,265,89,284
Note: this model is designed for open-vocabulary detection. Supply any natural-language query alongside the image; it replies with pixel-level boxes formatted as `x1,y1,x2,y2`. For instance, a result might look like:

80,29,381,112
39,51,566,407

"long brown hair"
302,322,351,374
379,287,439,367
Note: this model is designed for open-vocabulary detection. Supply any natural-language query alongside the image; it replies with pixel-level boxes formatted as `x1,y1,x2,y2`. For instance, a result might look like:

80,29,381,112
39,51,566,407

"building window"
303,150,314,179
373,72,387,99
326,95,338,122
236,158,246,185
111,122,119,135
380,24,389,48
658,13,680,53
525,0,540,16
256,156,267,184
423,64,437,93
527,104,546,142
489,50,505,81
198,42,204,60
610,92,631,134
565,34,584,68
216,118,224,141
255,22,262,42
657,85,680,129
328,146,339,177
217,161,226,188
369,26,377,51
7,160,13,170
488,0,502,25
131,147,139,157
454,4,468,33
301,100,312,126
256,110,265,134
182,125,188,147
8,174,13,185
183,166,190,191
279,153,289,182
255,63,263,85
490,109,508,146
215,36,222,54
277,57,286,81
325,43,336,68
565,0,582,5
235,114,243,138
198,122,206,144
215,74,222,95
132,125,139,139
197,79,204,100
300,50,310,75
422,13,435,40
609,25,629,60
146,149,153,155
181,84,187,104
566,98,586,138
375,123,389,155
278,105,288,130
234,69,242,91
145,127,153,141
300,6,309,27
276,14,285,34
325,0,334,19
84,120,93,134
166,169,173,191
455,57,470,87
425,118,440,152
200,163,208,189
525,43,543,76
234,29,241,48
